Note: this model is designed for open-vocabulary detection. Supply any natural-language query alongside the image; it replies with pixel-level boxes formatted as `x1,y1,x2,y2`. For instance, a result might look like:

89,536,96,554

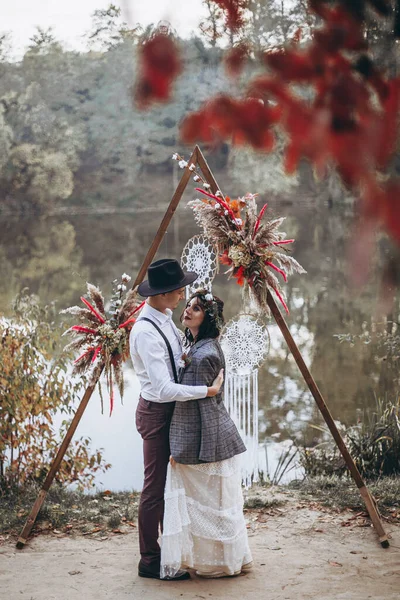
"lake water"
1,186,397,491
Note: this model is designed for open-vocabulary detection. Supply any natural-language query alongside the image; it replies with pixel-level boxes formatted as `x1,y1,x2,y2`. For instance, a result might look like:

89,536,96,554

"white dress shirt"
130,302,208,403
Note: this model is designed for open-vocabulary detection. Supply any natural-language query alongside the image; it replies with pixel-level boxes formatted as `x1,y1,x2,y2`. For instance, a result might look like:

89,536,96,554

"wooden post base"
16,490,48,548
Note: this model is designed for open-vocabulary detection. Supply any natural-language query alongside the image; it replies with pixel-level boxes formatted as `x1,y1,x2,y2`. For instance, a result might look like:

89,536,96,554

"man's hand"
169,456,176,466
206,368,224,397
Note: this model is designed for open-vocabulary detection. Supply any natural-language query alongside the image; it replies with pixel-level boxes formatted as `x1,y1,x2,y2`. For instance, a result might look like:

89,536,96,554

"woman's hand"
206,368,224,397
170,456,176,466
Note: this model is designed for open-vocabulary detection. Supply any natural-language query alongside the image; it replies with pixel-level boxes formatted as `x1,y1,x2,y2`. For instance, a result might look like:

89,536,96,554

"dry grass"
0,484,139,537
290,475,400,521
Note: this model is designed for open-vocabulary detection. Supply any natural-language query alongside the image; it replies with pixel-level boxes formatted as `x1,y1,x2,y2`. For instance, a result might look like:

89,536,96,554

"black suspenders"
139,317,179,383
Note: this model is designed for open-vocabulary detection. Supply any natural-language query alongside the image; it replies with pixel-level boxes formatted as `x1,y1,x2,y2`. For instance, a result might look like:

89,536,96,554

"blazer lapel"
189,338,210,359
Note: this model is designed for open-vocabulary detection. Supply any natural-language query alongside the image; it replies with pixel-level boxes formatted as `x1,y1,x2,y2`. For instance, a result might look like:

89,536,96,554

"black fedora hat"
137,258,198,297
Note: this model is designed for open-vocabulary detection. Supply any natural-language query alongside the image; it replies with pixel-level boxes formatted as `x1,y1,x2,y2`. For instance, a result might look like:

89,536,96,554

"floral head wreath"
195,289,224,331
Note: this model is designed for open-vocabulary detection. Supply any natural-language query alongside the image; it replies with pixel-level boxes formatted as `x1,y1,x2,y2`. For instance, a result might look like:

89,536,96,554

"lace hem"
161,525,252,578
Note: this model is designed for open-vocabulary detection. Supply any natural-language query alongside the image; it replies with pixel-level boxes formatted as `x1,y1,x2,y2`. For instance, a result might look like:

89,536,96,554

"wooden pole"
16,381,100,547
16,147,198,549
267,291,390,548
133,147,198,288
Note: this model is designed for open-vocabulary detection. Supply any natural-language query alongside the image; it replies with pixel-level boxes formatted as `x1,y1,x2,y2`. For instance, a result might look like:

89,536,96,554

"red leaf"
273,239,294,246
375,79,400,169
284,142,301,174
91,346,102,363
212,0,248,32
233,266,245,286
81,297,105,324
382,181,400,242
180,110,214,144
253,203,268,237
265,261,287,282
224,43,249,77
119,300,146,328
220,252,232,266
134,34,182,109
272,287,289,314
219,252,232,265
264,49,318,82
195,187,238,224
118,317,136,329
71,325,98,335
181,95,279,151
74,347,95,364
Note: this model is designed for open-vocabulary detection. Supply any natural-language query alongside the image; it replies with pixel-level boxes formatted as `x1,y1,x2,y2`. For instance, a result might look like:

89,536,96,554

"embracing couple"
130,258,253,581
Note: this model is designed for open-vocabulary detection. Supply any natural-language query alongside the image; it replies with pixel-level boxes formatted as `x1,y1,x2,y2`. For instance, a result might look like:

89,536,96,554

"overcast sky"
2,0,207,57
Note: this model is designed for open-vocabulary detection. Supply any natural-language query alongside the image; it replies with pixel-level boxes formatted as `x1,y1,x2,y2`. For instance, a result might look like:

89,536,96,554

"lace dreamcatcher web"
181,235,217,298
220,314,270,487
220,314,270,376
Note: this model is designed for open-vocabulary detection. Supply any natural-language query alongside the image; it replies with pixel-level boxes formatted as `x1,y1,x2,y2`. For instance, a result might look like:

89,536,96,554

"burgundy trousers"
135,396,175,568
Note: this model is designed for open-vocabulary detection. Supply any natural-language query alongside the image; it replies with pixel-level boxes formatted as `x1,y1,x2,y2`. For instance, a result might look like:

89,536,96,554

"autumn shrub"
299,397,400,479
0,290,111,494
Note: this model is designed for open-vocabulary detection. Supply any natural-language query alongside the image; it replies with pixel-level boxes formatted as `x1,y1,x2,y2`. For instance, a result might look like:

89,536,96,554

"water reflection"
1,194,397,490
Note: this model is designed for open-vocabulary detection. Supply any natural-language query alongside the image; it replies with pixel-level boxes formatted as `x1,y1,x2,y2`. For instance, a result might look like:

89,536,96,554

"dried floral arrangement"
173,152,306,314
61,275,144,415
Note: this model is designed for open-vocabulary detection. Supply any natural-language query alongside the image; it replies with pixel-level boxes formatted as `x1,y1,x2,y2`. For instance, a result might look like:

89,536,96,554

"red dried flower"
233,266,245,286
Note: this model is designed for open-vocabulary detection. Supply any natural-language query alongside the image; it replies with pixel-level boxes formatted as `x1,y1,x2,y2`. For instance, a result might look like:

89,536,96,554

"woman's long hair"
180,290,224,345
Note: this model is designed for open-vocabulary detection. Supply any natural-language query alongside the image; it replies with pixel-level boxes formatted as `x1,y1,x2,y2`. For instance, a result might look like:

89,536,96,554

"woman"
160,290,253,579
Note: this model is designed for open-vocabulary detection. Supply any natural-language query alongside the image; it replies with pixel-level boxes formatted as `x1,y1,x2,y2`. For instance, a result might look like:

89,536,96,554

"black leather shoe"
138,561,190,581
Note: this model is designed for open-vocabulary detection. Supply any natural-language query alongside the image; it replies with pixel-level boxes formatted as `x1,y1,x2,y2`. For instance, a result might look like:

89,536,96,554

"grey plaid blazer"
169,338,246,464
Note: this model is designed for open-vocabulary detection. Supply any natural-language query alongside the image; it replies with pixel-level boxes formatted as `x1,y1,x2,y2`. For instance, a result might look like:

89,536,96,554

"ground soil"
1,489,399,600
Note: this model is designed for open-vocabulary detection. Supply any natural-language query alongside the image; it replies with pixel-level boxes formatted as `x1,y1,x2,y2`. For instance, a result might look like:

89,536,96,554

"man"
130,258,224,581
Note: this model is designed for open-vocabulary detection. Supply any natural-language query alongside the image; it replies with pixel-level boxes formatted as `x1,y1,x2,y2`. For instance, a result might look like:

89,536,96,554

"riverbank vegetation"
0,291,110,496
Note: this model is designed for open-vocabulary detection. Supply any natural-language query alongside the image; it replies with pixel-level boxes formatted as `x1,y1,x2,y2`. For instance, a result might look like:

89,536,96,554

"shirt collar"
142,302,172,325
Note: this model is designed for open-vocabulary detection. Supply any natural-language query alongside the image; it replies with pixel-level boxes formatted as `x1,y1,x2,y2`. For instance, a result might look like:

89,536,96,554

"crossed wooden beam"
17,145,389,549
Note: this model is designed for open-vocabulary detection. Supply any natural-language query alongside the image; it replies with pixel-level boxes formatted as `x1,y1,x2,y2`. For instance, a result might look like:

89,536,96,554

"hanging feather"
86,283,106,315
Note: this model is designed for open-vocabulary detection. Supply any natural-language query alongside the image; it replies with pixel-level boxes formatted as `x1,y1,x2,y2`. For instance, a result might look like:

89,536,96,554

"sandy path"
1,499,399,600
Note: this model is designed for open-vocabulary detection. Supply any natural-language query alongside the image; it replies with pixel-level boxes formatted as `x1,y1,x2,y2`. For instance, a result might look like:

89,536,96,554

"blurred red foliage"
134,0,400,251
224,42,250,77
181,95,281,150
134,34,182,109
180,2,400,249
213,0,248,32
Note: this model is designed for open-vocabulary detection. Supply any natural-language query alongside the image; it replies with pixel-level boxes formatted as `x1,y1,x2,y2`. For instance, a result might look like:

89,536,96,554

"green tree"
27,27,62,55
0,80,87,212
245,0,313,51
0,105,12,170
228,138,299,197
199,0,226,47
87,4,141,51
0,32,12,62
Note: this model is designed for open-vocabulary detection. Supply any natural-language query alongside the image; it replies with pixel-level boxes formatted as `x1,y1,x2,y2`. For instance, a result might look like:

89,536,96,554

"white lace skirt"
160,455,252,578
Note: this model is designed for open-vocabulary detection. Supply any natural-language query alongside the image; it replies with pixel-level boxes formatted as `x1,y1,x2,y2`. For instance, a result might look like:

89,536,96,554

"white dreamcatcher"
220,315,270,487
181,235,217,299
